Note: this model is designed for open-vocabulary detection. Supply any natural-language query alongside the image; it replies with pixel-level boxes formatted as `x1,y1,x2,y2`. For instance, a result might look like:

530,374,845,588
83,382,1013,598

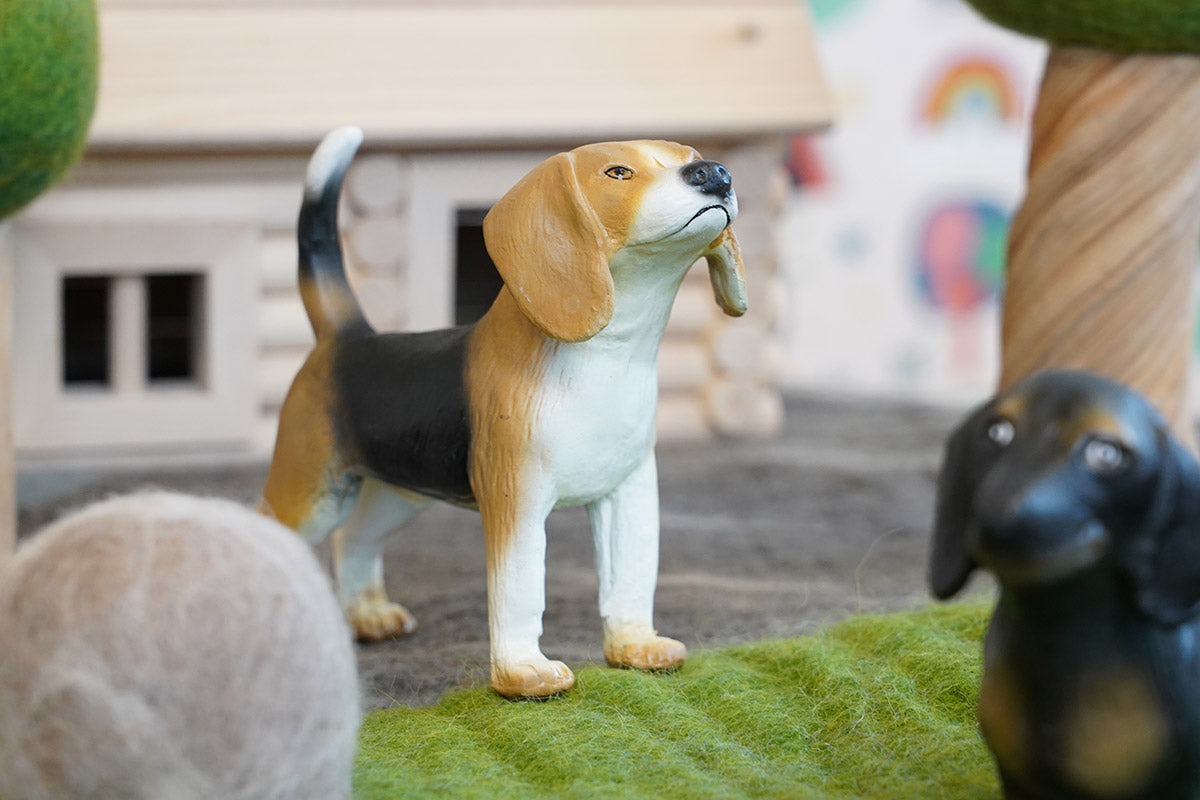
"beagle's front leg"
589,452,687,671
480,479,575,698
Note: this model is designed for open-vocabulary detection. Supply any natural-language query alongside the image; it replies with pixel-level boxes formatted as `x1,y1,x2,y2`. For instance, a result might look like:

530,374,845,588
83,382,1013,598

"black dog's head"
931,369,1200,625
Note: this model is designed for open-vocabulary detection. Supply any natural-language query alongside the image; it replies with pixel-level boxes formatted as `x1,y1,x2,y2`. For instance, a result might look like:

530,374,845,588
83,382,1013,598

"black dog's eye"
605,166,635,180
986,418,1015,447
1082,436,1129,476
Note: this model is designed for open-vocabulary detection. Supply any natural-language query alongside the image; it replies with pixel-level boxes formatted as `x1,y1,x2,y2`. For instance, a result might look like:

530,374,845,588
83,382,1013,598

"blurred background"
0,0,1062,705
3,0,1050,474
784,0,1044,406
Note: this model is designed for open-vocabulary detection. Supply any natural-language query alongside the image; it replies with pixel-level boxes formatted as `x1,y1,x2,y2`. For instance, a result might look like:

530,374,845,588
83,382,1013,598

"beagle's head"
482,140,744,342
931,369,1200,625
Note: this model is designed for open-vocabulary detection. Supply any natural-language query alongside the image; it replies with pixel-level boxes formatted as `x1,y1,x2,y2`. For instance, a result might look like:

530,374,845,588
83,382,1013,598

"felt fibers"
355,601,996,799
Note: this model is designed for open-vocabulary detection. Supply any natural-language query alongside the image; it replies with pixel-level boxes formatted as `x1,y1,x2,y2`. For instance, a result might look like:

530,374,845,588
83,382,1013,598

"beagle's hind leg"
259,353,357,544
333,478,431,641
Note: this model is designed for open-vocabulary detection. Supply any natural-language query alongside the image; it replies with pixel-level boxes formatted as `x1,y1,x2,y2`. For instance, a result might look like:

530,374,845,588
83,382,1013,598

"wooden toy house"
4,0,832,467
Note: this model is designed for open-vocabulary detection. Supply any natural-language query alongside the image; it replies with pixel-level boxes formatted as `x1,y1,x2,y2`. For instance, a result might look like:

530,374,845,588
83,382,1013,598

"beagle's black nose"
682,160,732,199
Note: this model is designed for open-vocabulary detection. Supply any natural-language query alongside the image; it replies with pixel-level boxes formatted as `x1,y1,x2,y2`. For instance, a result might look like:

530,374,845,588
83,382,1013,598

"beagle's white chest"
535,338,661,508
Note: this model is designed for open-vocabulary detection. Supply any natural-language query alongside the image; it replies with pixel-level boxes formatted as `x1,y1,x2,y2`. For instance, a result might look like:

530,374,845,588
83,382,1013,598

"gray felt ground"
16,393,979,710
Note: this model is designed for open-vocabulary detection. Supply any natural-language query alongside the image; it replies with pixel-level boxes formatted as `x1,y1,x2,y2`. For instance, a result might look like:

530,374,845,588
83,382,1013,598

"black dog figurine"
931,368,1200,800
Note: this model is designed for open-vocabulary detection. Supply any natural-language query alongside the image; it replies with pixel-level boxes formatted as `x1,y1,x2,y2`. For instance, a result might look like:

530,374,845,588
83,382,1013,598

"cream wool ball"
0,492,361,800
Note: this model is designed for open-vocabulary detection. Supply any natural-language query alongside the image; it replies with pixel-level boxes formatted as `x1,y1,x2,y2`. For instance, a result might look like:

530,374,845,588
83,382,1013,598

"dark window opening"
454,207,504,325
147,273,202,384
62,276,111,386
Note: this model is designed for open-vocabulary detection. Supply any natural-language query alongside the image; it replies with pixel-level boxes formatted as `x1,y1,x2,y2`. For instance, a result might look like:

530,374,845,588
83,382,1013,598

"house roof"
90,0,834,150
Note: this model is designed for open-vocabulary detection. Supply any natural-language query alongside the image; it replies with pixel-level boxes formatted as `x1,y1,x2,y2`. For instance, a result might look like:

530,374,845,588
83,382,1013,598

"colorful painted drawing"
786,135,831,189
920,56,1022,126
915,199,1007,314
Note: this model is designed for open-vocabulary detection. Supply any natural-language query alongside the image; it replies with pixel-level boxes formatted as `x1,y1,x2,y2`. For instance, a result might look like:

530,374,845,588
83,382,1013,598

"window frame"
13,220,257,454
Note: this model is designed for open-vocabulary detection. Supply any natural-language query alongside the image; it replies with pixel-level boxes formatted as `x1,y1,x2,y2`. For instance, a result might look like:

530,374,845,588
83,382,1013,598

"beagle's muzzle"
932,369,1200,800
261,128,745,699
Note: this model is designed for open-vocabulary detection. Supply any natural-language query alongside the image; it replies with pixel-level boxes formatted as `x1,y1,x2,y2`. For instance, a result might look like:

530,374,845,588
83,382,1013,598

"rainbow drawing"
914,199,1007,314
920,56,1021,126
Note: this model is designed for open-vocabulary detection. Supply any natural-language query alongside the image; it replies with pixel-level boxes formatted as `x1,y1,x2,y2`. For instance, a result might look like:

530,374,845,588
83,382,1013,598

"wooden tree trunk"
1000,47,1200,440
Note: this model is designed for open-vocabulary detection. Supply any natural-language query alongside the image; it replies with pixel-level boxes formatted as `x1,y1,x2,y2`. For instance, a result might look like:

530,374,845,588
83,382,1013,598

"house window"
146,273,202,384
13,220,257,457
453,207,503,325
405,151,547,331
60,272,204,390
61,276,112,386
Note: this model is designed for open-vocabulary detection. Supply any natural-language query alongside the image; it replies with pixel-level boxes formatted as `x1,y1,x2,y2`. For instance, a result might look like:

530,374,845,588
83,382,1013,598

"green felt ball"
0,0,99,220
355,602,996,799
963,0,1200,53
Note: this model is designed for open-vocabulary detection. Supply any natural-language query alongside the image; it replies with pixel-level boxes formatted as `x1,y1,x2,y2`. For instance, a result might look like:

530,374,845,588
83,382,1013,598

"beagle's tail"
298,126,372,340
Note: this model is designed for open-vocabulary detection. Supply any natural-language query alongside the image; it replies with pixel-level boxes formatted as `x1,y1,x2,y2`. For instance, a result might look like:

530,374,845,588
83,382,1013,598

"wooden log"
746,274,786,329
256,349,309,409
346,154,409,214
259,295,314,349
667,281,720,335
705,378,784,438
347,215,407,272
657,339,711,391
656,392,714,442
720,140,787,212
1000,47,1200,439
353,276,406,331
710,318,772,378
258,233,299,292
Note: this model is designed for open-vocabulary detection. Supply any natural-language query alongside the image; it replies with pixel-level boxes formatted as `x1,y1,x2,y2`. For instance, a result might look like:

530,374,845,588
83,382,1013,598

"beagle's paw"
345,598,418,642
604,634,688,672
491,658,576,699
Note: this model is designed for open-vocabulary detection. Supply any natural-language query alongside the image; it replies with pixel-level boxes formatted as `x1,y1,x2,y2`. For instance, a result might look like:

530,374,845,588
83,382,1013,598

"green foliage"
0,0,99,220
962,0,1200,52
355,602,998,800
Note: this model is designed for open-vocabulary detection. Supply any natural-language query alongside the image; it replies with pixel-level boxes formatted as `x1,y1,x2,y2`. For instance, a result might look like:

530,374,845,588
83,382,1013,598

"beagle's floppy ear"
930,408,987,599
1132,430,1200,626
703,228,748,317
482,152,615,342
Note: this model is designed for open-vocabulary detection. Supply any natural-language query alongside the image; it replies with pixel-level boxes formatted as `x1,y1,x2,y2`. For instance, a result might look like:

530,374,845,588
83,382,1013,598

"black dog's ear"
1134,430,1200,626
930,409,987,599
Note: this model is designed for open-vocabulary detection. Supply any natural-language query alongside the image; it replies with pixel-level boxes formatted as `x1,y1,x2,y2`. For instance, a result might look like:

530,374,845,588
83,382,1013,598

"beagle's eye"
1082,436,1130,476
605,166,635,181
986,418,1015,447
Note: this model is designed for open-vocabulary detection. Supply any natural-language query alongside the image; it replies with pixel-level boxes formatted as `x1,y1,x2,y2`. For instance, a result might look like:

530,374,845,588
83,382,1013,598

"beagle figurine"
932,369,1200,800
261,127,745,698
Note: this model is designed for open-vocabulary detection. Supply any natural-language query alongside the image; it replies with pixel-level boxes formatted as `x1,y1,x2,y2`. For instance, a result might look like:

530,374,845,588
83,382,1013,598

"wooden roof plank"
90,3,834,148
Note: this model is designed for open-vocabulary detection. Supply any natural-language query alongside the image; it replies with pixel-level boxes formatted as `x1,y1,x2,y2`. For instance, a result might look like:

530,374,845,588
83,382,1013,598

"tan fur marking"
260,342,342,533
994,394,1027,423
338,562,417,640
465,290,554,572
569,140,699,244
1063,668,1168,798
603,623,688,671
298,272,363,340
994,395,1132,450
490,661,576,698
703,228,748,317
1060,407,1131,449
482,152,613,343
979,663,1028,782
482,140,704,343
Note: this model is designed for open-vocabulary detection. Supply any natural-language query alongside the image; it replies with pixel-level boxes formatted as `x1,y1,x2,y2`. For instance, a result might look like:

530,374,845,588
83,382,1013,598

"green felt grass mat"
355,602,997,799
